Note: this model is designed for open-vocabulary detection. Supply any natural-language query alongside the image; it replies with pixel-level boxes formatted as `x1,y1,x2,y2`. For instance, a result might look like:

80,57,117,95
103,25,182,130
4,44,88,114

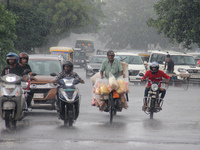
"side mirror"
50,73,57,76
31,73,37,76
143,61,147,65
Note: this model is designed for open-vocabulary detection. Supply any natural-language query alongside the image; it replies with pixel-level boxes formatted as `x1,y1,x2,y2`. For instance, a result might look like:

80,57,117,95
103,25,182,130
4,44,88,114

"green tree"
10,4,52,53
0,4,17,69
147,0,200,49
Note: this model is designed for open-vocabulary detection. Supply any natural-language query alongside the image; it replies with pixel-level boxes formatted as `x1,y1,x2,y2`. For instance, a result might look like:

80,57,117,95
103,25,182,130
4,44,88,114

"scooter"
0,73,29,128
56,77,81,126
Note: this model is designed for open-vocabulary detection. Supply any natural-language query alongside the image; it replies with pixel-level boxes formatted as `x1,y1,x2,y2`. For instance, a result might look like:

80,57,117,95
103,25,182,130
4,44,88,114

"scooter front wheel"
5,110,12,128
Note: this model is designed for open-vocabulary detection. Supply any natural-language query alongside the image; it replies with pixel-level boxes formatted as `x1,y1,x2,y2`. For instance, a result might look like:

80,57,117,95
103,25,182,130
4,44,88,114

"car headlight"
139,69,146,74
87,65,93,70
178,68,187,73
151,84,158,91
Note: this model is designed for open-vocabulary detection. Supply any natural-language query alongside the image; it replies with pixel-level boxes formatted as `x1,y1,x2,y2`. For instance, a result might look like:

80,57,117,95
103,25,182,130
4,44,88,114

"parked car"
85,55,107,78
115,52,146,82
28,54,66,110
148,50,200,84
73,48,86,68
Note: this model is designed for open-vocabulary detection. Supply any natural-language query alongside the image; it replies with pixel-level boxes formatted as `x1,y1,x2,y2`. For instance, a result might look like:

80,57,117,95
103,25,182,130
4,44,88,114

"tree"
147,0,200,49
0,4,17,69
98,0,169,50
11,4,52,53
6,0,104,53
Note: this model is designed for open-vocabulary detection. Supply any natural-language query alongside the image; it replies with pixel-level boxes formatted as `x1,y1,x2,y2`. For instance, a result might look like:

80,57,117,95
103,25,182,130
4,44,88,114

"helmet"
19,52,29,63
63,61,73,71
150,62,159,74
6,52,19,65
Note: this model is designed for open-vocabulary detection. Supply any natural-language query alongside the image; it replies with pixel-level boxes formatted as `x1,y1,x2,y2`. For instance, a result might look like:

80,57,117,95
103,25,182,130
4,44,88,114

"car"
73,48,86,68
28,54,66,110
148,50,200,84
85,55,107,78
75,39,95,53
187,52,200,65
115,52,146,82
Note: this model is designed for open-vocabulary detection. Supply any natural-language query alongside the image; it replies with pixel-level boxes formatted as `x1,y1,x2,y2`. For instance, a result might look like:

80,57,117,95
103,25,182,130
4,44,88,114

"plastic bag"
109,72,118,90
90,72,101,85
94,79,110,95
121,62,129,78
116,77,126,94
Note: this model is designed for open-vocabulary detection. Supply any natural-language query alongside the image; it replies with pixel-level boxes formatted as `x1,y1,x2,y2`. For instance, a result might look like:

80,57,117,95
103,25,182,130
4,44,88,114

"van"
115,52,146,82
75,39,95,53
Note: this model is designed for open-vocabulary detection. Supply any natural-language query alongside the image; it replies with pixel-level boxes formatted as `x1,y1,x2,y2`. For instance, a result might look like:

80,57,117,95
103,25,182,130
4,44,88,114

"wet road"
0,68,200,150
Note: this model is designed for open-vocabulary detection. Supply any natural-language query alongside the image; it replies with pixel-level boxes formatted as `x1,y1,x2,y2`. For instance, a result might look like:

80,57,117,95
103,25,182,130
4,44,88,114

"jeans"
144,86,166,99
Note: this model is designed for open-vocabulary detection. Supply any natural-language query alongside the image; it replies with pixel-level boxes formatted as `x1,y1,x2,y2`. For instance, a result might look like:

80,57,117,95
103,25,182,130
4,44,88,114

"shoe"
91,103,96,106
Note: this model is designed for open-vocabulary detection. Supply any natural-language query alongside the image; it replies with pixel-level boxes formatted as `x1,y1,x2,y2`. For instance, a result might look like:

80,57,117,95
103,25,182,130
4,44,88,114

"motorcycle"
56,77,81,126
0,73,29,128
142,79,164,119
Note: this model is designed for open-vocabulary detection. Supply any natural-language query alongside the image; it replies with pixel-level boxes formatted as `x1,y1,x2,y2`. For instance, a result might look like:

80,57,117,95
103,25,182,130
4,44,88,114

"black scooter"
56,77,80,126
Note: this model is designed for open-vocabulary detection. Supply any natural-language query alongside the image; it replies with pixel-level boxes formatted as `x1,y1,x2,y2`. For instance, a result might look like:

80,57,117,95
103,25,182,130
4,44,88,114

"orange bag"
113,91,120,98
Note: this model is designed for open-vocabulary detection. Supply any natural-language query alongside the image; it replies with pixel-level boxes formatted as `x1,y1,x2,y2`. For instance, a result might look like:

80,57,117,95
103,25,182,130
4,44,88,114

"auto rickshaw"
49,47,74,61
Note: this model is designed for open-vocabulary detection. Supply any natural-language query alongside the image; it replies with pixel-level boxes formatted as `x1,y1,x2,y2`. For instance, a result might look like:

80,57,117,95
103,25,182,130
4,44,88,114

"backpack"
167,58,174,72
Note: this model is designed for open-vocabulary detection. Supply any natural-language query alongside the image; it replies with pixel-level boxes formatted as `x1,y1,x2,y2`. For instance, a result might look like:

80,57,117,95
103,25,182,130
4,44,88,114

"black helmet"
19,52,29,63
150,62,159,74
63,61,73,71
6,52,19,65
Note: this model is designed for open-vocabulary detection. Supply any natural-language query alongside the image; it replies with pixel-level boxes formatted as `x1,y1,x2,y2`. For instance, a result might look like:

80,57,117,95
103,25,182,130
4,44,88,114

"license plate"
5,84,15,88
33,93,44,99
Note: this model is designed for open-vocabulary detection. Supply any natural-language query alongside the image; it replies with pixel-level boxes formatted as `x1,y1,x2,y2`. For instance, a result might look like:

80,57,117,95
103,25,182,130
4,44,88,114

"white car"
115,52,146,82
148,50,200,83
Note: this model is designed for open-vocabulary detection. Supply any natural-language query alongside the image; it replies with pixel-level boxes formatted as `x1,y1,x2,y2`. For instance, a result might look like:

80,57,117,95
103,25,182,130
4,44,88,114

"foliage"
10,3,52,53
98,0,169,50
0,4,17,69
147,0,200,48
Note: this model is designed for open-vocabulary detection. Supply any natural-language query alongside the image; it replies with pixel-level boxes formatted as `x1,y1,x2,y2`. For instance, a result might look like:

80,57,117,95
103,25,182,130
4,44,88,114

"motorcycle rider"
19,52,36,107
54,60,84,119
1,52,25,77
141,62,170,111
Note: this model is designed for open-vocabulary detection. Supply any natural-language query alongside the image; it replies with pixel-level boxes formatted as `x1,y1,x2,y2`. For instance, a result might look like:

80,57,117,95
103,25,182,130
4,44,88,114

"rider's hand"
141,78,144,82
165,79,170,84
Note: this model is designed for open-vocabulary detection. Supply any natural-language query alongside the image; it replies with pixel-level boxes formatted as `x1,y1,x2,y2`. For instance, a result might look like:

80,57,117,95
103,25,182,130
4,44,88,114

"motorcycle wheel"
5,110,11,128
109,92,114,124
68,110,73,127
150,99,155,119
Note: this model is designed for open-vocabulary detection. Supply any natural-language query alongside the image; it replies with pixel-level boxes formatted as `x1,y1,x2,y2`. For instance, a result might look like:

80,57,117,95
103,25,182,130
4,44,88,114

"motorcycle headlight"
6,76,16,82
81,60,84,63
151,84,158,91
178,68,187,73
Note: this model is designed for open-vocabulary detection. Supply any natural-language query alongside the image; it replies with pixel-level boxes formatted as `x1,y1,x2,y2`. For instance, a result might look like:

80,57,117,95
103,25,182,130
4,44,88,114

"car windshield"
29,59,62,75
90,56,107,63
171,55,196,65
116,55,143,64
74,51,85,59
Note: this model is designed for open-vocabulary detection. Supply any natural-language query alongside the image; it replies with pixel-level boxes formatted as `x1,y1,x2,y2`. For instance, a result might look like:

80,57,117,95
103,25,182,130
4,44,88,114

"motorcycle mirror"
31,73,37,76
50,73,57,76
